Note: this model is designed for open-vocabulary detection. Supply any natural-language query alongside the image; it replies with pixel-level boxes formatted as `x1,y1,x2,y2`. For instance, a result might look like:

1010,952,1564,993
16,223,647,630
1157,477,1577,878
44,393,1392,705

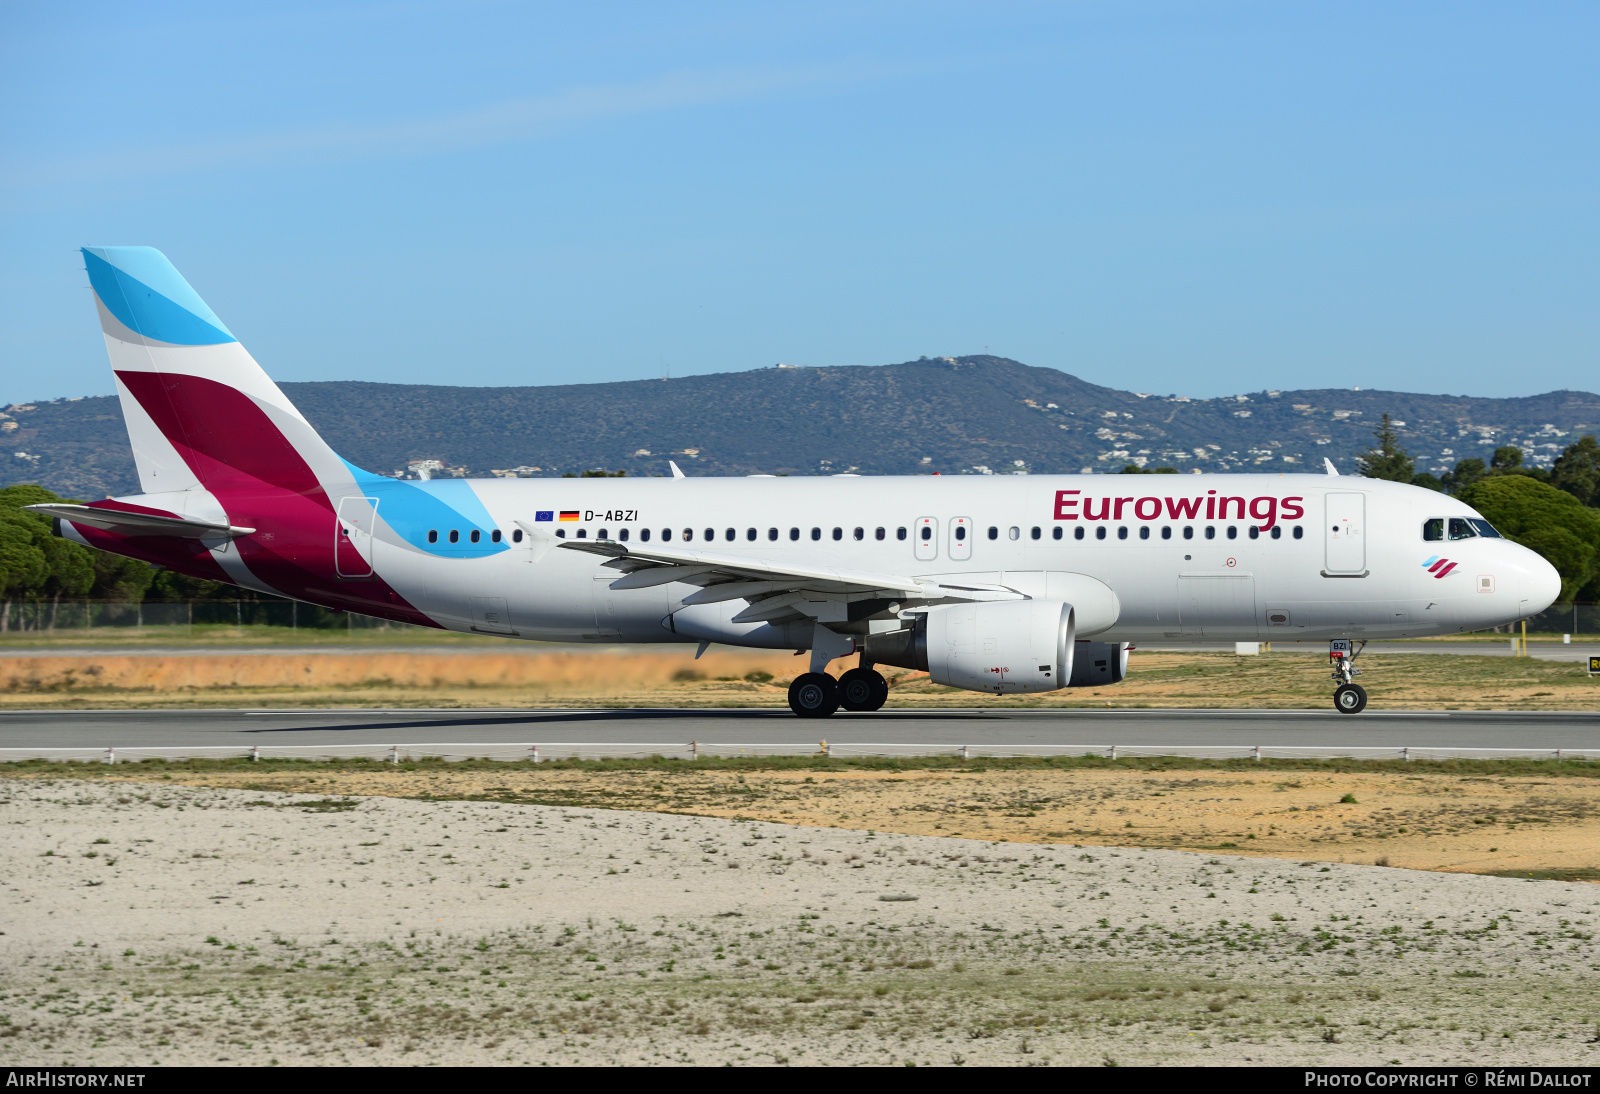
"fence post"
1556,749,1562,763
820,740,830,757
106,747,115,765
691,740,699,760
390,745,399,765
251,745,260,763
1402,746,1410,762
960,744,970,761
1109,745,1117,761
529,745,538,764
1253,745,1261,762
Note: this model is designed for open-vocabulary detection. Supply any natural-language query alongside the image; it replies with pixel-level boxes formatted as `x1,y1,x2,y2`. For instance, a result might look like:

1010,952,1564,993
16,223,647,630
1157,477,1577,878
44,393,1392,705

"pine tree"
1355,413,1414,483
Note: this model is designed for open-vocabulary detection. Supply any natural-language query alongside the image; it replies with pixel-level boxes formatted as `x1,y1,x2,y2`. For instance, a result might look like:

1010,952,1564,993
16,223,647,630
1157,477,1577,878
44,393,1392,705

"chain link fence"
0,599,420,634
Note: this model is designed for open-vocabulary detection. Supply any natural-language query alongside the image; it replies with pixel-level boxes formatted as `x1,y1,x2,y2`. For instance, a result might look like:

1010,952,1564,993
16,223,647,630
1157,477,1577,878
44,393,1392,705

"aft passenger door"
948,516,973,561
1325,492,1367,575
914,517,938,562
335,496,378,578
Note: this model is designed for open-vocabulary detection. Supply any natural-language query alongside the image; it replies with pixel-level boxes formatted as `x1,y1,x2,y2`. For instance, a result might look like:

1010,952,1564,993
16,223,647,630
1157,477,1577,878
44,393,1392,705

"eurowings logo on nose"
1422,556,1458,578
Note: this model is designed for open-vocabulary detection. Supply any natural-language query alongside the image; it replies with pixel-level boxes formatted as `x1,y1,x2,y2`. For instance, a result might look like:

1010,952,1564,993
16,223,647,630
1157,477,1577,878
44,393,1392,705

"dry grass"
22,760,1600,880
2,649,1596,709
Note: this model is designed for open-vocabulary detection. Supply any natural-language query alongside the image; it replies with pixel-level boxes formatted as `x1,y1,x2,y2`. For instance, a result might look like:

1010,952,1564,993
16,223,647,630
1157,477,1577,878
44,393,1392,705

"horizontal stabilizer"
23,503,255,539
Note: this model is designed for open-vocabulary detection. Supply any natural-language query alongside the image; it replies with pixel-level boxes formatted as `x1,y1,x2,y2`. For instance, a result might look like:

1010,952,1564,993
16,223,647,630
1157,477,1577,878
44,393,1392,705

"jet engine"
863,600,1075,694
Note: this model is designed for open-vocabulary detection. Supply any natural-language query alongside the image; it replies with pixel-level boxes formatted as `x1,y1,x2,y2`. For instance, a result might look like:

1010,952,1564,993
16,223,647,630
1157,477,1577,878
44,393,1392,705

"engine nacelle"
864,600,1075,694
1067,641,1131,688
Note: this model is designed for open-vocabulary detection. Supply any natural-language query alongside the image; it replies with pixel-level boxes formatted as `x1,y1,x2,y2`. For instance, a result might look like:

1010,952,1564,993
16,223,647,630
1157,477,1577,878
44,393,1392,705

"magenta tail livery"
29,247,1561,716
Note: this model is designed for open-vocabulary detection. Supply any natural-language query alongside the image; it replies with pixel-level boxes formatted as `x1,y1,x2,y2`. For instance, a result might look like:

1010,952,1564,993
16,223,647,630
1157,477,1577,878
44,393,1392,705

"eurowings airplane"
27,247,1561,717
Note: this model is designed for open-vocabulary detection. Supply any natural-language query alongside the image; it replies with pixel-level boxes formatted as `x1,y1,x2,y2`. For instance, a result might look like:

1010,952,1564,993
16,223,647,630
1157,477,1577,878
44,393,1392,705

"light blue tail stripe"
83,246,236,346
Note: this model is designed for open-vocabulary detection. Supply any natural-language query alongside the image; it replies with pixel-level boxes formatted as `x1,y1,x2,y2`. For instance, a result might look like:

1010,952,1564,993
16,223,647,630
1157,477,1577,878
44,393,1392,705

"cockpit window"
1448,518,1477,541
1423,518,1444,542
1469,518,1503,538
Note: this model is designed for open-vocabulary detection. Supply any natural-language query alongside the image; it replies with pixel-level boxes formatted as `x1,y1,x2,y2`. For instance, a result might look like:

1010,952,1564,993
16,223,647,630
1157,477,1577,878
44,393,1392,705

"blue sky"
2,1,1595,403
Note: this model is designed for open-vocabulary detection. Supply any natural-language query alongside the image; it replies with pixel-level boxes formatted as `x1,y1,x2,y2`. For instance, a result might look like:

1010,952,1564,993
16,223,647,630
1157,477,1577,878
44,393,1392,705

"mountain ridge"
4,355,1597,498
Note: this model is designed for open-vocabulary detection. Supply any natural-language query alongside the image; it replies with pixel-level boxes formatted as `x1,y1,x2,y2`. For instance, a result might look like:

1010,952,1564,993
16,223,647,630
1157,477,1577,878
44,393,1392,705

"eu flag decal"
535,511,553,522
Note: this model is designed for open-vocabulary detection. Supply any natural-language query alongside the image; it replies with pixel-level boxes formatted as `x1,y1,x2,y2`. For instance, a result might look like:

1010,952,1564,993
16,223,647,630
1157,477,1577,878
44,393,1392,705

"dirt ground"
32,762,1600,881
4,778,1599,1067
2,649,1596,709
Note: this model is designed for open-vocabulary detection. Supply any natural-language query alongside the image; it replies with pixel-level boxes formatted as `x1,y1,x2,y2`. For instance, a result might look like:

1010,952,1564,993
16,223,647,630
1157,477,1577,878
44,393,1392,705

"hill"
5,355,1599,497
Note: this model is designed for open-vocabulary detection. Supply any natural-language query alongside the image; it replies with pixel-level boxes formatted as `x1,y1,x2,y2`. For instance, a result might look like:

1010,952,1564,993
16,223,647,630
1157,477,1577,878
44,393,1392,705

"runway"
3,706,1598,761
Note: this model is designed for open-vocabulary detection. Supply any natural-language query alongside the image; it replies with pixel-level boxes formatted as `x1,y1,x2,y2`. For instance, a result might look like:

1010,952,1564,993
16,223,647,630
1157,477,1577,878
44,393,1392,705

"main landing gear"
787,666,889,717
1329,638,1368,714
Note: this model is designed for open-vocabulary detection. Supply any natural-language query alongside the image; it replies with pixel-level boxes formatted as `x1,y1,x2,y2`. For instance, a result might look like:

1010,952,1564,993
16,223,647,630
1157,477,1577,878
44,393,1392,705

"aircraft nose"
1520,551,1562,615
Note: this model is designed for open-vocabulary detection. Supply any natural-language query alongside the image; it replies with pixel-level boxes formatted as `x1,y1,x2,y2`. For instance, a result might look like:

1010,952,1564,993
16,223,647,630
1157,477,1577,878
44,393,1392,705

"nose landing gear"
1330,639,1367,714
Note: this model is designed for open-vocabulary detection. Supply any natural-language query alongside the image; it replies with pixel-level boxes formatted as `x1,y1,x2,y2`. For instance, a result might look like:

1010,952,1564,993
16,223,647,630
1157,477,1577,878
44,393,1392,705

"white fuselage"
364,474,1557,646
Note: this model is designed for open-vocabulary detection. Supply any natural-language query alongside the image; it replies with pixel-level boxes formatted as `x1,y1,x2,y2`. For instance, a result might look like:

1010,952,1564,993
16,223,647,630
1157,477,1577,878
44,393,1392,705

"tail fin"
84,246,346,500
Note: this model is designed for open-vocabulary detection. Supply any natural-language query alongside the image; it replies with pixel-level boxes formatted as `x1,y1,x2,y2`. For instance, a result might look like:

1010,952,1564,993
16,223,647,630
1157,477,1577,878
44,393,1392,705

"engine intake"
863,600,1076,694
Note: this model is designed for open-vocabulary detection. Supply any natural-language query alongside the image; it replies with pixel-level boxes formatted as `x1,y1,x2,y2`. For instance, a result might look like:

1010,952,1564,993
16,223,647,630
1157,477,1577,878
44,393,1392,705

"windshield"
1469,518,1503,538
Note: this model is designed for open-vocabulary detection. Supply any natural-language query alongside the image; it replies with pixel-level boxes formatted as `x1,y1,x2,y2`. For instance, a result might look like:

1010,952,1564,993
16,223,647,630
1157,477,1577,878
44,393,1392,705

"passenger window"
919,526,931,541
747,528,757,541
853,527,864,541
512,529,523,543
768,528,778,541
1161,526,1171,540
448,529,460,543
1139,526,1150,540
1008,526,1020,540
1074,527,1085,540
1423,518,1444,542
576,529,587,539
1448,518,1477,541
470,529,481,543
1292,526,1303,539
811,527,822,541
1030,526,1041,540
875,527,885,541
662,528,671,541
1469,519,1502,538
1052,526,1063,540
1226,526,1236,540
619,529,629,542
790,528,800,541
958,526,969,542
491,529,502,543
726,528,736,541
1205,526,1216,540
1270,526,1281,540
597,528,606,540
705,528,715,542
428,530,438,543
1117,526,1128,540
1183,526,1193,540
1247,526,1258,540
1095,527,1106,540
683,528,693,542
555,529,566,539
641,528,652,542
832,527,842,541
897,527,907,541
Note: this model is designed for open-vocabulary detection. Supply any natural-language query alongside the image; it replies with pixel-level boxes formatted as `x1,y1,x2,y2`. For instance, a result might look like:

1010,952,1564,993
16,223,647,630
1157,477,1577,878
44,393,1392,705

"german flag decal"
559,511,580,522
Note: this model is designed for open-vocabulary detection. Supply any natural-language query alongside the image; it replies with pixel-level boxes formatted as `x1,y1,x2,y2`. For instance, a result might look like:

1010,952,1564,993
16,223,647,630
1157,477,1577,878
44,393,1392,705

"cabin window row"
550,526,913,542
426,528,520,544
992,524,1303,542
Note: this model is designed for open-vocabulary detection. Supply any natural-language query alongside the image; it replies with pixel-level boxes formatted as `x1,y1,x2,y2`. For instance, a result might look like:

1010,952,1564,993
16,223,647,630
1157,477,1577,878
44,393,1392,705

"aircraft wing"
557,538,1020,625
22,503,255,539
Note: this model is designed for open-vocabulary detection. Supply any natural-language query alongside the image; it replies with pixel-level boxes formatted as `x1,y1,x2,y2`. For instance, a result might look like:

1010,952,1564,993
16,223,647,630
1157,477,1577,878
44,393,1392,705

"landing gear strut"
1330,639,1367,714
